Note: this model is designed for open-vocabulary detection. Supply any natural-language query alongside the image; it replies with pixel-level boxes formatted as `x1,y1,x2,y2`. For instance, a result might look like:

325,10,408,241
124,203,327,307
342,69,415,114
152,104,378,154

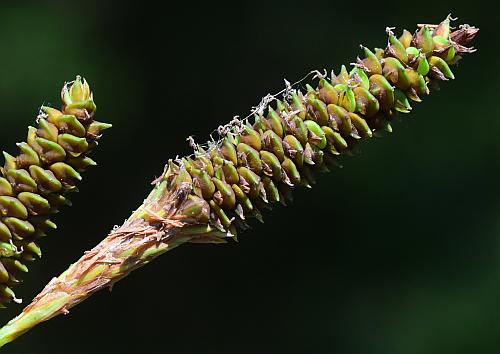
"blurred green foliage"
0,1,498,353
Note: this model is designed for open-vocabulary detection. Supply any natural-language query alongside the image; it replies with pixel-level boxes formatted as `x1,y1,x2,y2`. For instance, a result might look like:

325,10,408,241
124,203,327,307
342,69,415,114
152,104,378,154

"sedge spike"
0,18,478,347
0,77,110,307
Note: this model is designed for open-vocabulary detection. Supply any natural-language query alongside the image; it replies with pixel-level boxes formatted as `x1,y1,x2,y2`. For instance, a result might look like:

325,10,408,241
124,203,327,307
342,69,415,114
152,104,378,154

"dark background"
0,1,498,353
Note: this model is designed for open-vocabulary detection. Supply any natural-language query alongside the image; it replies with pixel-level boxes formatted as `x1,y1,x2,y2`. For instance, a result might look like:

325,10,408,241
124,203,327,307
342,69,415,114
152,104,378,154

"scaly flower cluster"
0,77,110,306
161,17,479,242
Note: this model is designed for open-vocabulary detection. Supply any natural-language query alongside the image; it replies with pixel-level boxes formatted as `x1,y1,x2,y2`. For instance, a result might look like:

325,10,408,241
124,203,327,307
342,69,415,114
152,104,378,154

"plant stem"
0,179,193,347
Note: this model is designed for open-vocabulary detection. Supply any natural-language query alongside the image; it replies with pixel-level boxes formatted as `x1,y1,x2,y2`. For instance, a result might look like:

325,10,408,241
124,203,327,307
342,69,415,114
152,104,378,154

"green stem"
0,180,192,348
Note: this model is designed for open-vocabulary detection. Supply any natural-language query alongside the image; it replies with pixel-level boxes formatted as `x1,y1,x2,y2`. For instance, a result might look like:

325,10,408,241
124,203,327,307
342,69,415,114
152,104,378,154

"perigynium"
0,77,110,307
0,16,478,347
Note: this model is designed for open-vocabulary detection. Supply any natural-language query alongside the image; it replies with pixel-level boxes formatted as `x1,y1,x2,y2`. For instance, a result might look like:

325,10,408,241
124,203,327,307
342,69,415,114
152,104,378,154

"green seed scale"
0,77,111,306
162,17,478,242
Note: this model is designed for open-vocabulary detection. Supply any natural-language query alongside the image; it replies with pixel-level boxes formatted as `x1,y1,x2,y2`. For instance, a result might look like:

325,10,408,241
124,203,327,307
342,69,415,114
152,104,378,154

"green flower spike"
0,18,478,348
0,77,110,307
